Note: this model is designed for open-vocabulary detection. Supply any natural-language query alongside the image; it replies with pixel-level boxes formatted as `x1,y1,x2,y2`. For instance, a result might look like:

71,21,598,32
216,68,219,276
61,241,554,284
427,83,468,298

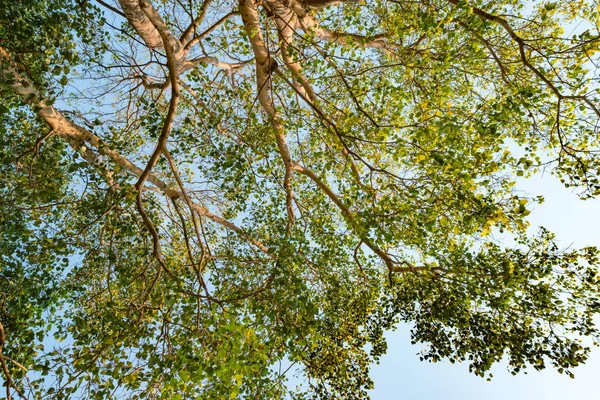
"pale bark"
138,0,183,56
266,0,316,101
180,0,214,44
237,2,399,270
117,0,164,49
2,0,414,272
239,0,297,229
297,14,399,51
183,11,238,52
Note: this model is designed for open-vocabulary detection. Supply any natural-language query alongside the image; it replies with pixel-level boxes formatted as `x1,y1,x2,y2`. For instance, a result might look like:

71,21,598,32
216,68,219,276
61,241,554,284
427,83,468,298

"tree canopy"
1,0,600,398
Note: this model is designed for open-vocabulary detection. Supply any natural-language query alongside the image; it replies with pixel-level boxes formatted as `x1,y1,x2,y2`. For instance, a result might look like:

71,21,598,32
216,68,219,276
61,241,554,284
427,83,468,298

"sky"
370,171,600,399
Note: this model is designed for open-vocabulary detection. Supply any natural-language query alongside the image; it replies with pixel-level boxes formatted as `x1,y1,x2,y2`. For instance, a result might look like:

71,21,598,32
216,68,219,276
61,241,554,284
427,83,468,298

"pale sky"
370,171,600,399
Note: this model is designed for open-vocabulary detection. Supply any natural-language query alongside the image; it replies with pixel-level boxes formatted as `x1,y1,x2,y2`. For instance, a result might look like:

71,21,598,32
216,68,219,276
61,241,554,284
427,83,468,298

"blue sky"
371,324,600,399
370,171,600,399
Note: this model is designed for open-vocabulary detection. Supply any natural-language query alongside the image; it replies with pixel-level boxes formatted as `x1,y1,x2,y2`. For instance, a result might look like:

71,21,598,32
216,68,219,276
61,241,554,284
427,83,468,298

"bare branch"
183,11,239,52
95,0,127,18
180,0,213,45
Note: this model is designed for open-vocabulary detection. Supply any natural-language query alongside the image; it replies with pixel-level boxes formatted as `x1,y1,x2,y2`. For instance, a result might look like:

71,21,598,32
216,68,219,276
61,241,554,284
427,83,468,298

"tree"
1,0,600,398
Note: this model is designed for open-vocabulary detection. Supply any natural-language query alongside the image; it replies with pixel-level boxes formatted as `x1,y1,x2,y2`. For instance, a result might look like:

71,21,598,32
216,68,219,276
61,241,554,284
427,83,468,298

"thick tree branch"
117,0,164,49
135,55,248,93
237,2,400,269
239,0,296,230
139,0,184,56
181,56,248,75
297,14,400,51
266,0,316,101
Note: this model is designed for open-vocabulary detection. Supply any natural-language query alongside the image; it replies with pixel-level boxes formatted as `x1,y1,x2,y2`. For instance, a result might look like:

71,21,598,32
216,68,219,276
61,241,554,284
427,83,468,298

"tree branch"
266,0,316,101
297,13,400,51
95,0,127,18
180,0,214,45
134,22,181,267
0,47,270,254
292,163,397,271
139,0,184,56
183,11,239,52
117,0,164,49
239,0,296,231
0,321,27,400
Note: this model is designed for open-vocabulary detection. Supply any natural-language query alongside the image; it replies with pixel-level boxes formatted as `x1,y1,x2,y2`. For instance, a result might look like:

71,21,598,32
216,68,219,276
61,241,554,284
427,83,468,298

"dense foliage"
1,0,600,398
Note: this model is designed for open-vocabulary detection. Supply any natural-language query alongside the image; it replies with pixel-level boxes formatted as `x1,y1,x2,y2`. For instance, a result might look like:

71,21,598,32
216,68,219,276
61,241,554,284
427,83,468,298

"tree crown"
1,0,600,398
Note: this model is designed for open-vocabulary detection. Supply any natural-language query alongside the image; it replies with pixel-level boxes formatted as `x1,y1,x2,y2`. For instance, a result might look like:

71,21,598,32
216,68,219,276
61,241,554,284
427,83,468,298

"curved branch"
239,0,296,230
237,3,401,270
134,22,182,264
180,0,214,45
266,0,316,101
297,14,400,51
182,56,249,75
292,163,396,271
0,321,27,400
139,0,183,55
183,11,239,52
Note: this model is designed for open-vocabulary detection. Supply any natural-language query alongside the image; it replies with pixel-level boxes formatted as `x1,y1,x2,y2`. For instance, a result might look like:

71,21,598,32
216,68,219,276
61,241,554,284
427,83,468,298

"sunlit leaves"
2,0,600,398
